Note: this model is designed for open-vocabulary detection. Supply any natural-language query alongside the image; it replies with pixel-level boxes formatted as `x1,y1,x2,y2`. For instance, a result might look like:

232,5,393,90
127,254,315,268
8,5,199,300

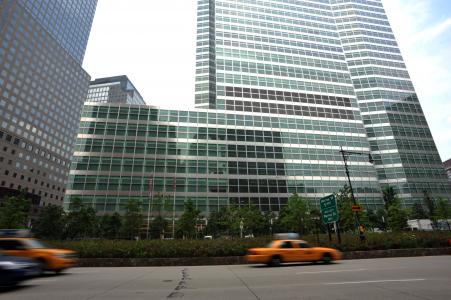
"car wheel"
36,258,46,275
269,256,282,267
321,253,332,264
54,269,64,275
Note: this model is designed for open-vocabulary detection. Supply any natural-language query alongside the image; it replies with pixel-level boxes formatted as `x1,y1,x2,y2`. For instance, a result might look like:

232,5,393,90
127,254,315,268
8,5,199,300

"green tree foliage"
150,215,168,239
368,208,387,231
97,213,122,239
176,200,200,239
0,193,31,229
410,202,428,219
33,204,65,239
279,193,310,235
64,198,97,239
387,200,408,231
436,198,451,230
336,185,355,232
120,199,143,240
423,191,436,219
382,186,398,209
206,207,231,237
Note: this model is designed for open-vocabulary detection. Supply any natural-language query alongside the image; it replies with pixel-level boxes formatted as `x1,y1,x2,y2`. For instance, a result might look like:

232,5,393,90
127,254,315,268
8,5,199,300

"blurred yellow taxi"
0,233,77,274
246,238,342,266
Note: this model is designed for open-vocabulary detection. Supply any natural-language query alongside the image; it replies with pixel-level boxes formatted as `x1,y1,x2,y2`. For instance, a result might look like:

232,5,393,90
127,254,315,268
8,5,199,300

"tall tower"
194,0,382,203
0,0,97,206
331,0,450,204
194,0,450,205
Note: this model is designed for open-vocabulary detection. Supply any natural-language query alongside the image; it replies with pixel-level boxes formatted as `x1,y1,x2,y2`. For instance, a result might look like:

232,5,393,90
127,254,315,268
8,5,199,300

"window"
0,240,25,250
280,241,293,249
298,243,311,248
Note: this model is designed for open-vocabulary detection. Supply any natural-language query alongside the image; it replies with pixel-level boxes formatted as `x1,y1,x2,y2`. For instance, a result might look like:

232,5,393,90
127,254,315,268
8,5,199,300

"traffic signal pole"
339,146,373,239
340,147,361,233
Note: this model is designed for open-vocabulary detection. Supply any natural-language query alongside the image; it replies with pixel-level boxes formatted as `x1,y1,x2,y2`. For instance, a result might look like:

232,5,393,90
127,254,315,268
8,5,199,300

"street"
1,256,450,299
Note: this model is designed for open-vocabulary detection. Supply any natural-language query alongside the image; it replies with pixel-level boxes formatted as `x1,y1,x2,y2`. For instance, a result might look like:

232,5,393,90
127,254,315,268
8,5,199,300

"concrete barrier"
77,247,451,267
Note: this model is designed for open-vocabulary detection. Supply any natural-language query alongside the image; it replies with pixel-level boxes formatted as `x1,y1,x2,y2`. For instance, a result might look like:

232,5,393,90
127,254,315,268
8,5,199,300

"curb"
77,247,451,267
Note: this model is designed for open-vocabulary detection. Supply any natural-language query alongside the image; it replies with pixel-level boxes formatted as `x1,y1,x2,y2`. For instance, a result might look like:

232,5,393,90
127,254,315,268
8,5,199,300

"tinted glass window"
0,240,25,250
280,241,294,249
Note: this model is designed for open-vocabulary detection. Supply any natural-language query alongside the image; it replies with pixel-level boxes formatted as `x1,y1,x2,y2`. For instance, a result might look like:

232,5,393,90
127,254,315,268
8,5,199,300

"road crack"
167,268,192,298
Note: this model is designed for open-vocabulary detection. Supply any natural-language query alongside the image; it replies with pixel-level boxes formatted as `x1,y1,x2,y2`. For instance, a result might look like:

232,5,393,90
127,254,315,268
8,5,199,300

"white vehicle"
407,219,433,231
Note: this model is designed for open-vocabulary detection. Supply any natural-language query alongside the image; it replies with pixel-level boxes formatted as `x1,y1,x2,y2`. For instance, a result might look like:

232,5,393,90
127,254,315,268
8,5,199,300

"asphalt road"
1,256,450,300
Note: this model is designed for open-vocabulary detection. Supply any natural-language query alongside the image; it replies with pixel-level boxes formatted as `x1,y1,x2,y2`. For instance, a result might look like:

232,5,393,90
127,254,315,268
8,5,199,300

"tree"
240,205,267,236
0,193,31,229
120,199,143,240
176,200,200,239
279,193,310,235
97,213,122,239
387,200,408,231
206,207,230,237
33,204,65,239
423,191,436,219
336,185,355,232
382,186,398,209
64,198,97,239
368,209,388,231
435,198,451,230
410,202,428,219
150,215,168,239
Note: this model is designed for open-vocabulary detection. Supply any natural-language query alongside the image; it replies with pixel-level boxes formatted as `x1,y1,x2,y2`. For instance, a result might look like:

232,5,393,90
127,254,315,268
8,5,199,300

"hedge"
47,232,451,259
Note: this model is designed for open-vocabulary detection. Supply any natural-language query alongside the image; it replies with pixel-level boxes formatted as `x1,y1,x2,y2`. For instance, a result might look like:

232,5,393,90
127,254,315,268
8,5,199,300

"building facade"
87,76,145,105
66,102,381,214
65,0,450,215
330,0,449,203
0,0,97,206
444,159,451,182
194,0,450,203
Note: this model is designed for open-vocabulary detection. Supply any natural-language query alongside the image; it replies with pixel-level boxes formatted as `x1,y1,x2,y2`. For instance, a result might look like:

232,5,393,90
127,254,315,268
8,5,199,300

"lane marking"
324,279,426,285
296,268,367,274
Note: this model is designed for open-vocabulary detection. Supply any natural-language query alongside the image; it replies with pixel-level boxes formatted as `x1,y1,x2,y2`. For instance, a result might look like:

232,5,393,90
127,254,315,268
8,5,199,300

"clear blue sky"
83,0,451,161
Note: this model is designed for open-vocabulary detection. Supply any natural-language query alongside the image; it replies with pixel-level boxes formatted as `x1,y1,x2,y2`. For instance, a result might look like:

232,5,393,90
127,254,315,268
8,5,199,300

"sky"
83,0,451,161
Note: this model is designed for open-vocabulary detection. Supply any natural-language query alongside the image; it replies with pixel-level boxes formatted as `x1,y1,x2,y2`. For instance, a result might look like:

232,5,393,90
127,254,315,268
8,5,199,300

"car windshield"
266,241,276,248
22,239,50,249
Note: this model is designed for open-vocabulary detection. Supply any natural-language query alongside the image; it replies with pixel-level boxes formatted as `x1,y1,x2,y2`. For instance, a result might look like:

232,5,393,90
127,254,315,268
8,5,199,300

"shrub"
46,231,451,258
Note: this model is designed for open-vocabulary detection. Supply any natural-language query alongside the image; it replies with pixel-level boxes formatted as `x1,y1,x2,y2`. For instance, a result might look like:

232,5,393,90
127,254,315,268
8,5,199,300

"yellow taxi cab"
246,235,342,266
0,230,77,274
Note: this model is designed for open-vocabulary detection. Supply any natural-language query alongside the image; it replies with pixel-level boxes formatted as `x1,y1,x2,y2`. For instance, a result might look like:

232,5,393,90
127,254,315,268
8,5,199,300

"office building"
444,159,451,182
65,0,450,215
194,0,449,203
87,76,145,105
0,0,97,206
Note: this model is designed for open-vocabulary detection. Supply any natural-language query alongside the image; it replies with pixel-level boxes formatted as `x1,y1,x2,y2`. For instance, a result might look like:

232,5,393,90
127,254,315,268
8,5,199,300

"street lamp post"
240,219,244,238
339,146,374,238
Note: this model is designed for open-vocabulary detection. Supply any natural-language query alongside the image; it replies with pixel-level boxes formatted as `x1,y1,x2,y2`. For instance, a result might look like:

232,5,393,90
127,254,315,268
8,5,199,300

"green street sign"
320,194,339,224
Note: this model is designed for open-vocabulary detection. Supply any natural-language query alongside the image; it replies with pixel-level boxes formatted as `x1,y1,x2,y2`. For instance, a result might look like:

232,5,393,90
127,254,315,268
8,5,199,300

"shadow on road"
0,283,35,294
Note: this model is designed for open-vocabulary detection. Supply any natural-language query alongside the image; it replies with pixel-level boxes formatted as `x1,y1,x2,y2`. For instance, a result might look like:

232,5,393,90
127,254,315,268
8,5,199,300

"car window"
22,239,49,249
0,240,25,250
279,241,294,249
298,243,311,248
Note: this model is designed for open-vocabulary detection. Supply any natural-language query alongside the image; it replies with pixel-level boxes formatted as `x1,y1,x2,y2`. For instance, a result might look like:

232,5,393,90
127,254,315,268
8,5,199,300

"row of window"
224,86,352,107
216,47,348,71
218,38,345,61
214,72,354,96
219,0,333,17
217,22,341,46
224,99,356,120
216,15,339,39
217,59,351,84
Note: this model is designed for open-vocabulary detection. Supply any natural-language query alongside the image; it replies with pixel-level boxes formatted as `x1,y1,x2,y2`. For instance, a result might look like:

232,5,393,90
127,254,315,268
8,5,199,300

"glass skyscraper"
0,0,97,206
65,0,450,215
